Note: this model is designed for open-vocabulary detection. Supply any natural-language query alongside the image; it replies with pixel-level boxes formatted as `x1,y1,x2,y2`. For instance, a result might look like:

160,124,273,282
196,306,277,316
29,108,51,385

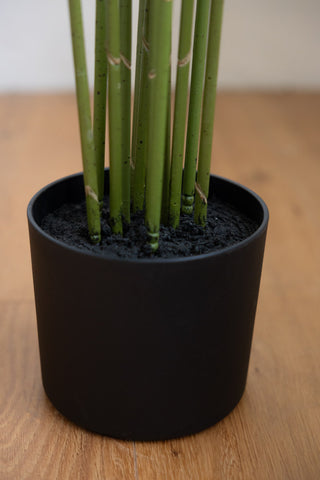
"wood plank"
0,301,136,480
0,93,319,479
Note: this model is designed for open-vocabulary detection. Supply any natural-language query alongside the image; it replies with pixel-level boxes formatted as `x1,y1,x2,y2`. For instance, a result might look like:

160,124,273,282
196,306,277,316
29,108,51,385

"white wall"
0,0,319,92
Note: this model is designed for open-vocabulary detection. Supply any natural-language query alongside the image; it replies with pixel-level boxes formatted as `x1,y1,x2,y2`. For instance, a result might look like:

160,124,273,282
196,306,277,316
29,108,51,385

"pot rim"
27,171,269,264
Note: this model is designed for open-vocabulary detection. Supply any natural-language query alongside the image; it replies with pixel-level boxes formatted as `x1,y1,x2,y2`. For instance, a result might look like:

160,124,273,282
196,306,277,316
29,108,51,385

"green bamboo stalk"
194,0,224,226
161,69,172,225
131,0,150,212
145,0,172,251
181,0,211,214
120,0,132,223
169,0,195,228
68,0,101,244
131,0,146,199
93,0,107,206
106,0,123,234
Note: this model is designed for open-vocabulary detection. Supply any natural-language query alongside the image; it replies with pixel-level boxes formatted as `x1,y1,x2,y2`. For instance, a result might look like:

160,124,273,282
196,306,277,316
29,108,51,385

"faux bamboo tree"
68,0,224,251
68,0,101,244
169,0,195,228
131,0,150,213
194,0,224,226
93,0,107,205
145,0,172,251
106,0,123,234
181,0,211,215
120,0,132,223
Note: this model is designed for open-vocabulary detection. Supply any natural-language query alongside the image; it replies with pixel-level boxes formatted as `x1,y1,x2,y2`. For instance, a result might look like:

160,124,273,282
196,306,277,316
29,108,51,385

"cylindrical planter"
27,171,268,441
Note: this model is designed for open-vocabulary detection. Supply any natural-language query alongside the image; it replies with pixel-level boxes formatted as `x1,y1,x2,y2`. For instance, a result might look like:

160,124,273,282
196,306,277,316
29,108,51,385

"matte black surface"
27,172,268,441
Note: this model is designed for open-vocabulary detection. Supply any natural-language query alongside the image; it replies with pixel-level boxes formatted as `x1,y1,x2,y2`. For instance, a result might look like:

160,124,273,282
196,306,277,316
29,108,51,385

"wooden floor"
0,92,319,479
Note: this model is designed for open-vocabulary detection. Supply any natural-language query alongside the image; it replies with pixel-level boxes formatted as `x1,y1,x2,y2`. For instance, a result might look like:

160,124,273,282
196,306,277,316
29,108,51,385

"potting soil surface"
41,198,259,259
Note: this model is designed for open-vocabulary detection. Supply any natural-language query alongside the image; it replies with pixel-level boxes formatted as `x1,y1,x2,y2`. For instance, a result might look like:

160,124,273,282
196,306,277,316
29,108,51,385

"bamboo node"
178,51,191,68
85,185,99,203
195,182,208,204
120,53,132,70
142,36,150,52
147,231,159,252
106,50,121,66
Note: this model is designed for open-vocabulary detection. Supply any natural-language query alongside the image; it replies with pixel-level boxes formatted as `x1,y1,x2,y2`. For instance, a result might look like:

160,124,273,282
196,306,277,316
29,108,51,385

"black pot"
27,171,268,441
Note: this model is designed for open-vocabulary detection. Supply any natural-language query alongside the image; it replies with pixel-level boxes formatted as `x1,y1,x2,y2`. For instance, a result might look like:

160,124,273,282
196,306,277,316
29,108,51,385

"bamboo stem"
68,0,101,244
161,69,172,225
181,0,211,215
120,0,132,223
93,0,107,206
131,0,150,212
169,0,195,228
145,0,172,251
194,0,224,226
106,0,123,234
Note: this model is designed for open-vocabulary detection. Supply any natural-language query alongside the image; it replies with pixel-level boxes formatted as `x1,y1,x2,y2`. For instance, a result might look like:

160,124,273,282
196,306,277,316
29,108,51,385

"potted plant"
27,0,268,441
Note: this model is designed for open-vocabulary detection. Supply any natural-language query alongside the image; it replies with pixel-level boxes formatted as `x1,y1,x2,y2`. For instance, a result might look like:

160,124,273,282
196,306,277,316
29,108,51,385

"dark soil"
41,197,259,259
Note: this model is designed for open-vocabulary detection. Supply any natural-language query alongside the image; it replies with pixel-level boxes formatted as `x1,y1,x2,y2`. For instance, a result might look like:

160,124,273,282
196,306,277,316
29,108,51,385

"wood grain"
0,93,320,479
